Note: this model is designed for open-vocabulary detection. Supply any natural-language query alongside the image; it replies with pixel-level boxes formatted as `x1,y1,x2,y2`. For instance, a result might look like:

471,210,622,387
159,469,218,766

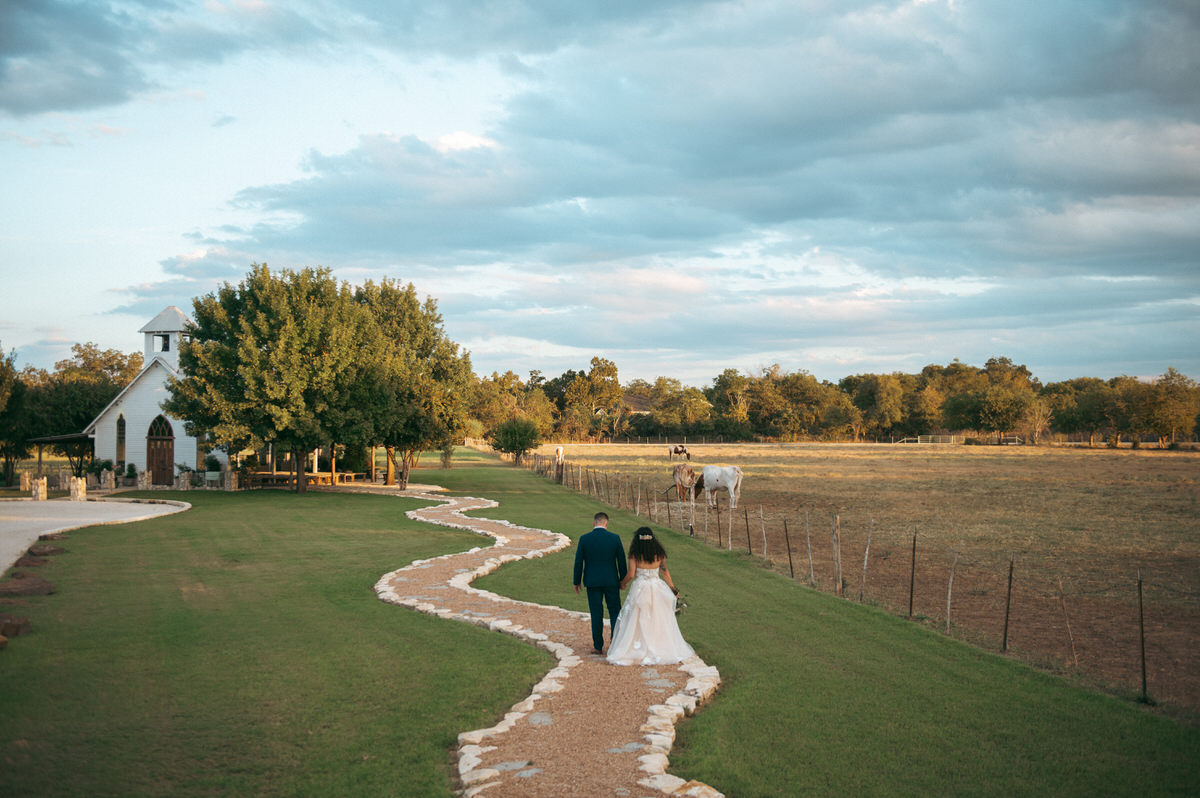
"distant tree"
846,373,903,439
490,416,541,464
165,265,376,493
520,387,558,437
977,385,1033,441
0,344,16,415
0,379,32,486
562,357,624,437
543,369,583,413
0,346,31,485
984,356,1040,391
1145,368,1198,446
13,342,143,476
1020,396,1054,444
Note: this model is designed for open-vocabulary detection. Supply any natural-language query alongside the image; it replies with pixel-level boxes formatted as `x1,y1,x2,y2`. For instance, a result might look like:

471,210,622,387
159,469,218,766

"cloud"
10,0,1196,383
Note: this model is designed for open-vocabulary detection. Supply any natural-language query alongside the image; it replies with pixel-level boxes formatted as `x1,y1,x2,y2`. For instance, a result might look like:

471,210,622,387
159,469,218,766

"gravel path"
373,489,724,798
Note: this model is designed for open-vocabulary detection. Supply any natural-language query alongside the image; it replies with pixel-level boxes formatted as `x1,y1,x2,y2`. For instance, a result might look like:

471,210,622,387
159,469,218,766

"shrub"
204,454,222,472
490,417,541,464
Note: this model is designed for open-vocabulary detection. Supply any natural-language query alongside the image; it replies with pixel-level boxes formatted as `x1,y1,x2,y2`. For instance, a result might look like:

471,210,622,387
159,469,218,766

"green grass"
452,465,1200,797
0,490,550,797
3,455,1198,797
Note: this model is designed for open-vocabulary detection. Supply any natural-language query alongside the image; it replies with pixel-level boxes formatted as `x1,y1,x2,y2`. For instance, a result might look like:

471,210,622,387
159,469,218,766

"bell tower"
138,306,190,370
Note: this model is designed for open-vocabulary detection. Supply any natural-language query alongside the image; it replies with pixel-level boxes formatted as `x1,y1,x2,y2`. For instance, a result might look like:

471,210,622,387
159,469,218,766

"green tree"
16,342,143,476
356,279,474,489
978,385,1033,441
490,416,541,464
562,357,624,437
0,347,32,485
846,373,904,439
165,265,376,493
1145,368,1198,446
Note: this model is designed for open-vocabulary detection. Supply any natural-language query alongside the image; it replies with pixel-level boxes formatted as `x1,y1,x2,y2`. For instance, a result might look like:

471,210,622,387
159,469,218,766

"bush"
204,454,222,472
490,417,541,464
125,463,138,478
89,458,114,475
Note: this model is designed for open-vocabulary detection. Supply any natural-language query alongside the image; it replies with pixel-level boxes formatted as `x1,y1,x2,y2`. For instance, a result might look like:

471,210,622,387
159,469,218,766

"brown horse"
668,444,691,461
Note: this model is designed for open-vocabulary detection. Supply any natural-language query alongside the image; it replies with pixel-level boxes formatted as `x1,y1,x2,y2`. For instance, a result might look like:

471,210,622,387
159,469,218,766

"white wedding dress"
606,564,695,666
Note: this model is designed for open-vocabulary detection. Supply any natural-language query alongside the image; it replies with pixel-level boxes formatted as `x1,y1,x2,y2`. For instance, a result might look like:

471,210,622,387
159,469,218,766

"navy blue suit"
573,526,628,651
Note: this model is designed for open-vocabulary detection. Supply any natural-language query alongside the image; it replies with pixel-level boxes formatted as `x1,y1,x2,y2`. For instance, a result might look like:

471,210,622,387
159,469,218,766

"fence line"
517,451,1194,708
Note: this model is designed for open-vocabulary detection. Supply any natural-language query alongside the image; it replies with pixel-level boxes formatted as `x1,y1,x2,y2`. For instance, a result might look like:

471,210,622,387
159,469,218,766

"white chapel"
84,306,206,485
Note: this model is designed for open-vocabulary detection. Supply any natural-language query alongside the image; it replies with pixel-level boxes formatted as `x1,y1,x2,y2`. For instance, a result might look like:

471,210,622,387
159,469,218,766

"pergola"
25,432,93,476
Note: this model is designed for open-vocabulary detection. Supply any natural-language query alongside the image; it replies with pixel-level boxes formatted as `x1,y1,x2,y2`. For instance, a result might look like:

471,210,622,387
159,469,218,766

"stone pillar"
224,470,238,492
137,470,150,491
101,469,115,490
31,477,47,501
174,473,191,490
20,472,31,492
57,468,71,489
69,476,87,501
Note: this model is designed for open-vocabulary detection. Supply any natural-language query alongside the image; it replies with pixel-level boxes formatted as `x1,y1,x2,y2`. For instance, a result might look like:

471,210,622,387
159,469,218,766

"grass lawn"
0,489,550,797
446,464,1200,796
2,453,1197,796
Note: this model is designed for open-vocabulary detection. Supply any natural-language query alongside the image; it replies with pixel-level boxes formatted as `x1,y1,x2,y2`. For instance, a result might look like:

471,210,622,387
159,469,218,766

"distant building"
84,306,210,485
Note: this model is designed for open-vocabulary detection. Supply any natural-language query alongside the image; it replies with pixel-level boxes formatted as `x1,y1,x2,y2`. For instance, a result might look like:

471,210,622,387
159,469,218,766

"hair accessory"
638,534,653,540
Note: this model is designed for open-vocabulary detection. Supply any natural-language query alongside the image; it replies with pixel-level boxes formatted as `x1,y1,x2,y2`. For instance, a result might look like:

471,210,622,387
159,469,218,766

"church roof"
138,305,191,333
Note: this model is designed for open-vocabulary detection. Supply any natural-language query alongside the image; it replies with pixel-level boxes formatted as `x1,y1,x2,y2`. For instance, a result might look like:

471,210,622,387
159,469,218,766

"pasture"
531,442,1200,711
2,454,1197,795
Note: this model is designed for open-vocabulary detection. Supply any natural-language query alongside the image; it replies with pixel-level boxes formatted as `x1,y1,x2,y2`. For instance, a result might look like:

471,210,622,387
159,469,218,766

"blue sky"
2,0,1197,387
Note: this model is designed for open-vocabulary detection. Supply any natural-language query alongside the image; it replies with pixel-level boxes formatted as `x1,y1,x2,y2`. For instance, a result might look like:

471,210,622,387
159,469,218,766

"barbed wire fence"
519,450,1198,710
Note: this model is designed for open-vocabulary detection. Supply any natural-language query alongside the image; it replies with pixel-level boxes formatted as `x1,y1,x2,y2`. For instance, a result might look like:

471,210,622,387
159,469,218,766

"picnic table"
250,471,366,487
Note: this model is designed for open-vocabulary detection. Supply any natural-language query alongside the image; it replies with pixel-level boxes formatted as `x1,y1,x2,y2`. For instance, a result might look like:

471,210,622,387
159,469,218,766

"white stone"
460,767,500,785
637,753,670,774
639,774,688,794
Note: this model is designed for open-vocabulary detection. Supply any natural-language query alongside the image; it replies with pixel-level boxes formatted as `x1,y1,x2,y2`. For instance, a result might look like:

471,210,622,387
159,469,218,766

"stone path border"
372,489,723,797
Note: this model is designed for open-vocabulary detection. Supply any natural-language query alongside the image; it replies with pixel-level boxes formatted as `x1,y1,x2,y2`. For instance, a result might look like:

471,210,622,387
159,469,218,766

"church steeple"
138,306,190,370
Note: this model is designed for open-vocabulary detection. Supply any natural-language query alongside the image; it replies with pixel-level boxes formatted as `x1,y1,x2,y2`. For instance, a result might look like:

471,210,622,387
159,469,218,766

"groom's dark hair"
594,512,609,525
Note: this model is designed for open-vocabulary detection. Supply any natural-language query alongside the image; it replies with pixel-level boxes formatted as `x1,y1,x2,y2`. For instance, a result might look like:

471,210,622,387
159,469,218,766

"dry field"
532,442,1200,710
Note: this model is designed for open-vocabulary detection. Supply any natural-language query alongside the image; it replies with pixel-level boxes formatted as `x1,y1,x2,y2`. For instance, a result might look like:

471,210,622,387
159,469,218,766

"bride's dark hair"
628,526,667,563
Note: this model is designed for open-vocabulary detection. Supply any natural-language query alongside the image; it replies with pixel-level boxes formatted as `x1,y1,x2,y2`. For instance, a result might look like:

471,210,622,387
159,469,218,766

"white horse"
701,465,743,510
554,446,565,465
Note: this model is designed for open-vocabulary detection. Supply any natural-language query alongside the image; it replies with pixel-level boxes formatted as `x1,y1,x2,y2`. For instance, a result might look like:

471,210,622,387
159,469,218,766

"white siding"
91,361,200,472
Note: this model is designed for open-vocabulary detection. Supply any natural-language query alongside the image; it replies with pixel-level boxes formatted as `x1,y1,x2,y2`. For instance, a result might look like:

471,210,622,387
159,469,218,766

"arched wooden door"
146,415,175,485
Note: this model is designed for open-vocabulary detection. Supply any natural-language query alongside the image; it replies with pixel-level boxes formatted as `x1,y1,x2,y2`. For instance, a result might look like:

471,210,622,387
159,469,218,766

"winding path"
372,489,723,798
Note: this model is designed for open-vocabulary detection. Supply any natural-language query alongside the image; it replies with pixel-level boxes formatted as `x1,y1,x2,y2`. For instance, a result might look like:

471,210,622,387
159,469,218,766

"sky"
1,0,1197,388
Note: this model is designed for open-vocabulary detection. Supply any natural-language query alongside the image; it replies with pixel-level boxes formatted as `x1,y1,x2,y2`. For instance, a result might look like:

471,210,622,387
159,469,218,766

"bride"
607,527,695,666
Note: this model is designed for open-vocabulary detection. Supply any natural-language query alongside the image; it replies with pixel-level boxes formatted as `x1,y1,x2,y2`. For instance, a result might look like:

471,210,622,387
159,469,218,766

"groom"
573,512,628,655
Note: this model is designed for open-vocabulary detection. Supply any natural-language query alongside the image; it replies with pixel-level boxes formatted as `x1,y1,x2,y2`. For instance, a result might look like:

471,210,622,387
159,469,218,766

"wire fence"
520,451,1199,710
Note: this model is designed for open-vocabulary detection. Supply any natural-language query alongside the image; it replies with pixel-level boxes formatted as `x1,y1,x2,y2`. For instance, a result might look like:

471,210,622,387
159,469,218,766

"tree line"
3,269,1197,489
472,357,1200,449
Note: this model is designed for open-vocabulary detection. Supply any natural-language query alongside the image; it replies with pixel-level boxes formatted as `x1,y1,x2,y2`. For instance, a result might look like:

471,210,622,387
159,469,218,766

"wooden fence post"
759,506,767,560
783,518,795,578
859,518,873,602
805,508,815,586
744,506,752,554
1002,554,1014,653
908,531,917,618
832,515,843,597
1138,570,1149,703
946,542,962,633
1058,579,1079,667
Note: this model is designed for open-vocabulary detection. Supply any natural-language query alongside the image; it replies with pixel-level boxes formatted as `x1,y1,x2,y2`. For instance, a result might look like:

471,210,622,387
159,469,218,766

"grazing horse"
672,463,697,500
554,446,565,465
701,465,743,510
668,444,691,461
